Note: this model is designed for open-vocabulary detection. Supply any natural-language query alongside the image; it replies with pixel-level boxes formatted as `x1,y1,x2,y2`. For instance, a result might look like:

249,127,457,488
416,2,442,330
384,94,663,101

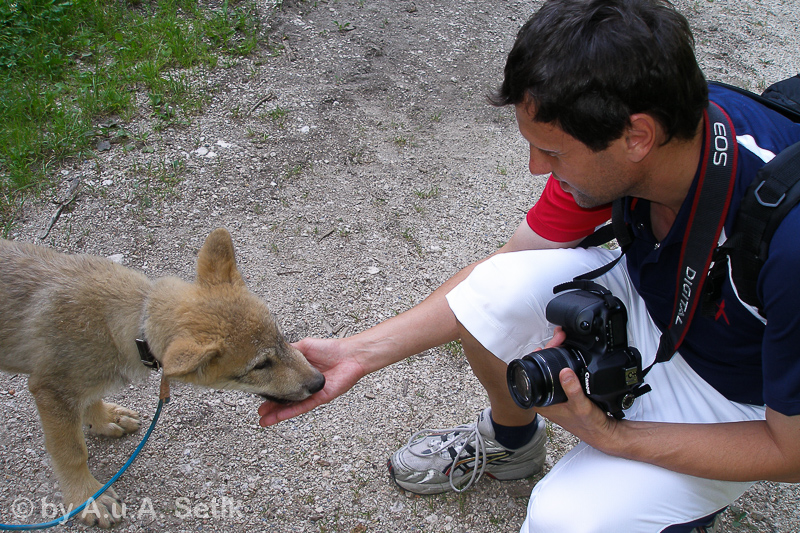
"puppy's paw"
86,402,141,437
67,487,124,528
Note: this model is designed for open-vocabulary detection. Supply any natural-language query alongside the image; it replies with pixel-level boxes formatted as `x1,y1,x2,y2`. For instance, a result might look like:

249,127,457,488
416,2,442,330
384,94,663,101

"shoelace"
406,413,488,493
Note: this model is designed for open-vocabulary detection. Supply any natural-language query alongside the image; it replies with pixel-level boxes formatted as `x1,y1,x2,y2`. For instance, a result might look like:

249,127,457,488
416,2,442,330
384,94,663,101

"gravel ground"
1,1,799,531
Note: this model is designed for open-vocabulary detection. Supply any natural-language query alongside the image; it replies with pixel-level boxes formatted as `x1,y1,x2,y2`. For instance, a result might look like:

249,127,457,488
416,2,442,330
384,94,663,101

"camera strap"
572,103,738,369
552,278,618,308
652,103,737,365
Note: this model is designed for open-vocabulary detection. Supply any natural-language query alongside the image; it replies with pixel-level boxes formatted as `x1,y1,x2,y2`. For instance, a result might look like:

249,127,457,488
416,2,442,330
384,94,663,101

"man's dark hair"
491,0,708,151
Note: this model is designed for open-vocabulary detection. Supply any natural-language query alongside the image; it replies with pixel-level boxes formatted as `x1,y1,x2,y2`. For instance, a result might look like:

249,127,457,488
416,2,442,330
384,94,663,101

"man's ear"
196,227,245,287
160,337,221,378
625,114,659,163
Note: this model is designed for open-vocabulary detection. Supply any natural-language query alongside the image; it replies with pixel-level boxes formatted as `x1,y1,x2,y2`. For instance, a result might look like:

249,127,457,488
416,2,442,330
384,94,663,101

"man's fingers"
257,401,275,418
258,403,305,427
544,326,567,349
258,394,324,426
559,368,600,417
559,368,584,397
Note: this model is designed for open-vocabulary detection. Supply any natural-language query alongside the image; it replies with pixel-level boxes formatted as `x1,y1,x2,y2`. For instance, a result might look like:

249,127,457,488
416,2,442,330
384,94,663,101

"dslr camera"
507,280,651,419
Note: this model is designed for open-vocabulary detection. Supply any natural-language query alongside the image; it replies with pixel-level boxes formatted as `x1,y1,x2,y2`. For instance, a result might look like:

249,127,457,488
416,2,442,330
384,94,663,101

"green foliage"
0,0,264,228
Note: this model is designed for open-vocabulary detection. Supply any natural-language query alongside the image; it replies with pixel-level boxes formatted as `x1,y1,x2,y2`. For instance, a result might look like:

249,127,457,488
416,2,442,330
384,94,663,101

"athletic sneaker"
693,511,723,533
388,408,547,494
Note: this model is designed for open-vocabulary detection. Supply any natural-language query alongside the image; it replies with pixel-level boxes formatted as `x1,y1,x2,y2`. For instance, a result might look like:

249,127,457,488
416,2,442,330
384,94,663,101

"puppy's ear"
161,337,220,378
196,228,245,286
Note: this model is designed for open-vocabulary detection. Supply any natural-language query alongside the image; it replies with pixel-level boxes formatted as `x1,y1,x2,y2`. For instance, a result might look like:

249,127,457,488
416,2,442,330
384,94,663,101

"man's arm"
345,220,582,375
539,365,800,483
258,221,581,426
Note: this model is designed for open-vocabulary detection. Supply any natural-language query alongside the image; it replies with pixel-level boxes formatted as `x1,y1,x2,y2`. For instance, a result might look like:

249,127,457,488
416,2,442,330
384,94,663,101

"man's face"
514,103,641,208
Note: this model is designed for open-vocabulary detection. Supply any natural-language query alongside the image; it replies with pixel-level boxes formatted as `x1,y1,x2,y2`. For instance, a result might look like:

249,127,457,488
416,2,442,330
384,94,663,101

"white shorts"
446,247,766,533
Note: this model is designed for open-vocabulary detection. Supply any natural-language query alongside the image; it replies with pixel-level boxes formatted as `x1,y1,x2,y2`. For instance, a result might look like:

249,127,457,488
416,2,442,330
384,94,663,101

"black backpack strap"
703,76,800,316
710,77,800,123
761,74,800,119
577,198,631,250
722,141,800,312
573,199,631,281
577,220,615,249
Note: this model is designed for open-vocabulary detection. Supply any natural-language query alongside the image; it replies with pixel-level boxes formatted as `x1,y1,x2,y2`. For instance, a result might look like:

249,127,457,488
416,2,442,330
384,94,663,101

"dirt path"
1,1,798,531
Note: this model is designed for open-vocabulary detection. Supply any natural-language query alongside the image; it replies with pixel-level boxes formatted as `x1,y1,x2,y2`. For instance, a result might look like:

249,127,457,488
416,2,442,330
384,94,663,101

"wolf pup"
0,228,324,528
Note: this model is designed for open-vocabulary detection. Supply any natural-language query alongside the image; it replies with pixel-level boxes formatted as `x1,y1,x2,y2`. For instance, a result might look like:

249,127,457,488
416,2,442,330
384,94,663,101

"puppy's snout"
308,372,325,394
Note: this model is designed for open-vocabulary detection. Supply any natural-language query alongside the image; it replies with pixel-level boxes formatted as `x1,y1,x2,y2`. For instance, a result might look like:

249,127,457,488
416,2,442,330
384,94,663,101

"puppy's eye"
252,359,274,371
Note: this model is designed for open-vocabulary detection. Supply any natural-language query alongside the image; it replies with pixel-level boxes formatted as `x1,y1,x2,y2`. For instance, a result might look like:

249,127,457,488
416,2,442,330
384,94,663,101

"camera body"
507,281,650,419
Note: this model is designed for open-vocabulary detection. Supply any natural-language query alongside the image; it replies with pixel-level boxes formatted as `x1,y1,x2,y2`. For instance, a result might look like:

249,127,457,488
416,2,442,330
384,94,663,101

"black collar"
136,338,161,371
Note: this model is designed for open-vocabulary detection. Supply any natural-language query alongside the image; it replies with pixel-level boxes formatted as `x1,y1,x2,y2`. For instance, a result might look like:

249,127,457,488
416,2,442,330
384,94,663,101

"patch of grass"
414,185,439,199
393,134,412,147
266,105,289,126
401,227,423,255
127,158,186,212
0,0,264,230
283,161,307,181
333,20,351,32
442,340,463,357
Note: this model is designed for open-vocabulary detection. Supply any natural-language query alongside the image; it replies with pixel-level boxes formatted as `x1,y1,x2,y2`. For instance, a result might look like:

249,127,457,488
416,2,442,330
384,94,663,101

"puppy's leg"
84,400,141,437
31,387,124,528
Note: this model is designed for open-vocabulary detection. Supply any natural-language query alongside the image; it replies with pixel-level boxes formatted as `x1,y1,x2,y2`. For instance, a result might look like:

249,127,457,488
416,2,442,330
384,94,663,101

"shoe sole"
387,458,544,495
387,459,453,494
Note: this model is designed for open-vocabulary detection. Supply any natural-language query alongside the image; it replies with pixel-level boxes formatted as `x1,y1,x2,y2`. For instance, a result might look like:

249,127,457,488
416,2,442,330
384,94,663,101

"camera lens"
507,347,586,409
509,360,536,406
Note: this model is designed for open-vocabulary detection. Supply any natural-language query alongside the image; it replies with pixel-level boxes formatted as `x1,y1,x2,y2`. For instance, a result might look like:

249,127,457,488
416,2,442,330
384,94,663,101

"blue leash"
1,385,169,531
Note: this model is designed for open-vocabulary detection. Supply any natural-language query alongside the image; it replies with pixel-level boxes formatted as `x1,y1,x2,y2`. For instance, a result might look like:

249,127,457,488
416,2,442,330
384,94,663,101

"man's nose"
528,146,552,176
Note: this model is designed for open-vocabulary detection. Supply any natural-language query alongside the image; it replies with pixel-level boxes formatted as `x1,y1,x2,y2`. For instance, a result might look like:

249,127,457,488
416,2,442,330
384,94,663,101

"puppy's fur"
0,228,324,527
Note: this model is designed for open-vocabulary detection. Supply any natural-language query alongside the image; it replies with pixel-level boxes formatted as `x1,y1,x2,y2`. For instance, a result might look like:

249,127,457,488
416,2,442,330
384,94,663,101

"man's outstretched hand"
257,337,366,426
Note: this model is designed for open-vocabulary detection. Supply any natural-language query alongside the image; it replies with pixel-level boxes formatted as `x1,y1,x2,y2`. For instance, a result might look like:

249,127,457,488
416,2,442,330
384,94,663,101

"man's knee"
521,442,747,533
523,477,631,533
